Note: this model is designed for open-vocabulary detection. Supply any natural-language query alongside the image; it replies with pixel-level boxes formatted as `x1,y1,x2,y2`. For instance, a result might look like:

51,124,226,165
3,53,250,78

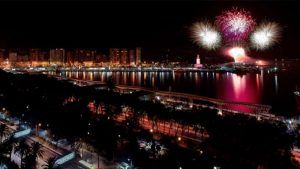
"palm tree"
42,157,61,169
72,138,85,158
0,137,17,162
0,124,10,143
30,142,44,169
94,118,118,168
15,139,30,169
0,143,8,165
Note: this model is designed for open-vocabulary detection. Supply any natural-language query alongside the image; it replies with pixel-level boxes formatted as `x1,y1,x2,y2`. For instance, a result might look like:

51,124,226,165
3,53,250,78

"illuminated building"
0,49,5,63
29,49,49,67
50,48,65,66
8,52,18,63
65,50,75,65
40,51,49,62
136,47,141,65
194,54,203,68
92,53,108,67
109,47,141,66
8,51,30,67
120,48,128,65
129,49,135,65
73,49,97,66
109,48,120,65
14,49,29,63
29,49,40,61
82,49,97,66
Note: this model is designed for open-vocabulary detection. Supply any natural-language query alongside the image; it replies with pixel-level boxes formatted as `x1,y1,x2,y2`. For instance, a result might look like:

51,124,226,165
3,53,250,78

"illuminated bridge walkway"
116,85,277,120
56,77,280,121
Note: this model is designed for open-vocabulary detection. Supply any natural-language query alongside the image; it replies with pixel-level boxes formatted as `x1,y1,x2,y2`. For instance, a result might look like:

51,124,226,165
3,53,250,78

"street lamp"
36,122,42,136
128,159,133,168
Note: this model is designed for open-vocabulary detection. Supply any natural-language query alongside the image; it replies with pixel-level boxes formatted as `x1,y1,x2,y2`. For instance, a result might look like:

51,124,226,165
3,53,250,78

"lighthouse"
194,54,203,68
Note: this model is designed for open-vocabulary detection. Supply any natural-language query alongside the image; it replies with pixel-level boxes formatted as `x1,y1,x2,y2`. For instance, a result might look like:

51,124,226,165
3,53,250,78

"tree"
29,142,44,169
42,157,61,169
0,124,10,143
0,126,14,164
1,137,17,161
0,143,9,165
93,117,118,168
72,138,85,157
15,139,30,169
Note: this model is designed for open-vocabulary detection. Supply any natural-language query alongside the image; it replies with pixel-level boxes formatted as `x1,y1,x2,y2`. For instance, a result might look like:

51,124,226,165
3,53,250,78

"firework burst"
192,22,221,50
228,47,246,61
250,22,280,50
216,8,256,41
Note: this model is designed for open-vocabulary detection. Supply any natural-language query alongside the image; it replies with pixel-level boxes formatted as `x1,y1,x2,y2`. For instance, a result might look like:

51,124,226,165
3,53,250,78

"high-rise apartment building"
120,48,128,65
129,49,135,66
135,47,141,65
0,49,6,63
8,52,18,63
50,48,65,66
109,48,120,64
109,47,141,66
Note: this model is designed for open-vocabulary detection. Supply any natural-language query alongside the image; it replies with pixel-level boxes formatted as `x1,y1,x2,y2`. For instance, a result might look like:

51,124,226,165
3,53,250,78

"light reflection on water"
53,71,300,113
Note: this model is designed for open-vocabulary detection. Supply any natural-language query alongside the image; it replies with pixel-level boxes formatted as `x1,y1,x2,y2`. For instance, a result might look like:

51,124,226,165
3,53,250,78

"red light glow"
228,47,246,62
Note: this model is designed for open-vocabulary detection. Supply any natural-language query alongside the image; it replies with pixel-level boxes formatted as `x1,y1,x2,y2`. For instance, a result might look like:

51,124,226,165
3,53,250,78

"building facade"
109,47,141,66
50,48,65,66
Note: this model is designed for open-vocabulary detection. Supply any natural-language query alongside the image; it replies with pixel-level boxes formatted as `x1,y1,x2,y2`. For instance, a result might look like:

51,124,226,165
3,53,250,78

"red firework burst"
216,7,256,41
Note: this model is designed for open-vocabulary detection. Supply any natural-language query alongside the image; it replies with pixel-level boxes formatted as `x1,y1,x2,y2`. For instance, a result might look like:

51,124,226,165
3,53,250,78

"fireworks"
228,47,246,62
191,7,281,63
192,22,221,50
216,8,256,41
250,22,280,50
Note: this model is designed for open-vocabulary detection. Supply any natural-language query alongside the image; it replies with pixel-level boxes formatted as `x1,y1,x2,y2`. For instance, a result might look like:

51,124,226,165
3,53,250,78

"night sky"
0,0,300,60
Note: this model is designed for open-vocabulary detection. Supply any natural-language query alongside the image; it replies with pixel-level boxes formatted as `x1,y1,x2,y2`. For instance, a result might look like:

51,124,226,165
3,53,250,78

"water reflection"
57,71,293,108
275,75,278,94
232,74,246,100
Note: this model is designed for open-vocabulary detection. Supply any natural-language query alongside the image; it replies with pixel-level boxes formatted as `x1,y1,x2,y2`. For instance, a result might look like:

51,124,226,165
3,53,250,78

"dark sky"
0,0,300,59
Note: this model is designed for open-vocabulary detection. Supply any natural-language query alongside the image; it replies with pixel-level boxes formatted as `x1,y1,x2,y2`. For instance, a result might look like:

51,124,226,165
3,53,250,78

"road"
1,119,81,169
115,112,207,143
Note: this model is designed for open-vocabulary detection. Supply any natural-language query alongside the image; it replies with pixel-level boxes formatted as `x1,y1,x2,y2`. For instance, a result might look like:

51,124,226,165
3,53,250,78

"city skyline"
0,0,300,60
1,1,300,169
0,47,143,67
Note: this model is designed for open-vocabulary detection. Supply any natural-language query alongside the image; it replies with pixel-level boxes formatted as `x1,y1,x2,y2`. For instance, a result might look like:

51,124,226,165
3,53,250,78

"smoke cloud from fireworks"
228,47,246,62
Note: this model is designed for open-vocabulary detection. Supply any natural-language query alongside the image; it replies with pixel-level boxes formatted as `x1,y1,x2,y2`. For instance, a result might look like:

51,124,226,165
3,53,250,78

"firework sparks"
250,22,280,50
192,22,221,50
228,47,246,62
216,8,256,41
